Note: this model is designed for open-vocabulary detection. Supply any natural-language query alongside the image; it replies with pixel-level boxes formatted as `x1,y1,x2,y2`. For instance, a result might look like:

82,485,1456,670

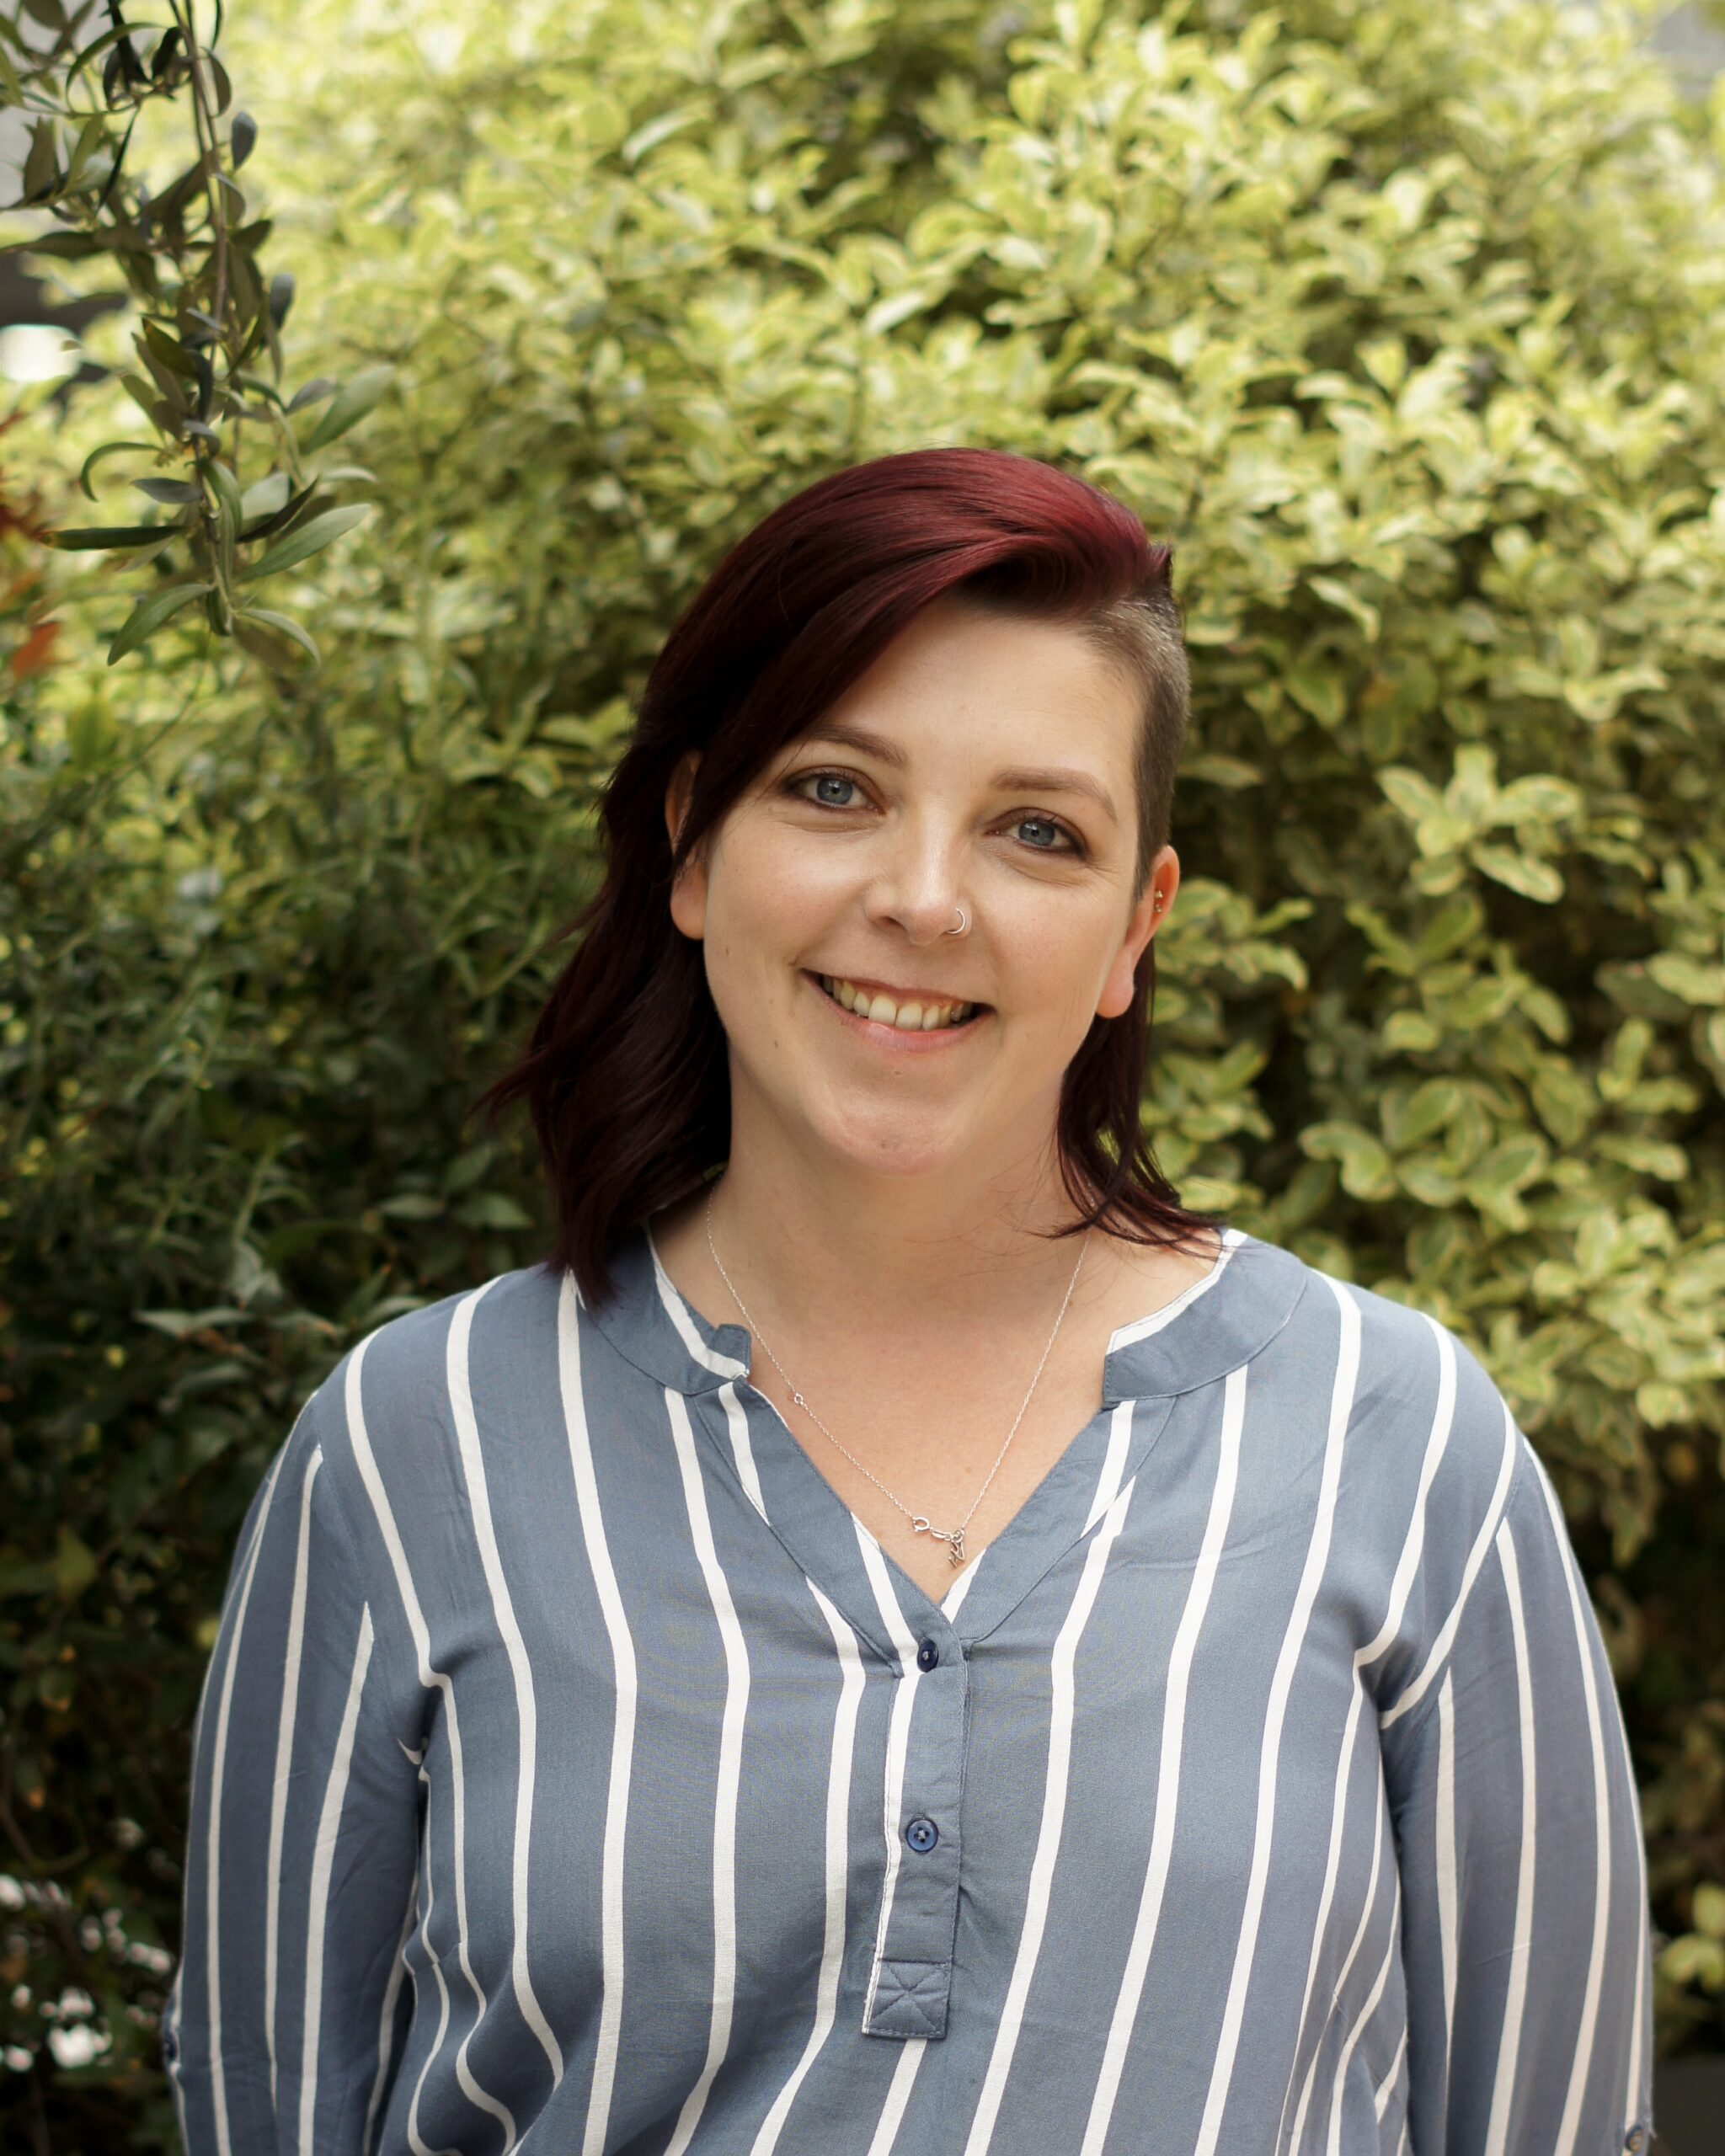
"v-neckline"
649,1220,1208,1648
579,1215,1310,1654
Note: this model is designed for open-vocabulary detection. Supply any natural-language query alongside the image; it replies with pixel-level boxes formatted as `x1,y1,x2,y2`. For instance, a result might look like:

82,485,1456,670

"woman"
166,449,1654,2155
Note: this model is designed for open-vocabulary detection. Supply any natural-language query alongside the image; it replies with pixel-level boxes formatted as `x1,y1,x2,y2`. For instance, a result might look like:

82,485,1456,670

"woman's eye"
787,770,862,809
1012,814,1076,853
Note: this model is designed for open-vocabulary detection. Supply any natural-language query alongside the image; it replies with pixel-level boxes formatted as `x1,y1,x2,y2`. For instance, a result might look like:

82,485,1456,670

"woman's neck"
692,1150,1097,1348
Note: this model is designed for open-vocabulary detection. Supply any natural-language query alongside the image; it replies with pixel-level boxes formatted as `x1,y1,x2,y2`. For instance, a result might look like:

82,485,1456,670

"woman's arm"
165,1372,424,2155
1383,1428,1654,2156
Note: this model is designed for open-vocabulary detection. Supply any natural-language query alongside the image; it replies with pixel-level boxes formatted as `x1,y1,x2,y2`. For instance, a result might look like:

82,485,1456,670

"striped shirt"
165,1220,1655,2156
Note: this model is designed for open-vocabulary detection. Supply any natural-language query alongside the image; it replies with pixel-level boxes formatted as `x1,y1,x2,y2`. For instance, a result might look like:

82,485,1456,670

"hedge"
3,0,1724,2140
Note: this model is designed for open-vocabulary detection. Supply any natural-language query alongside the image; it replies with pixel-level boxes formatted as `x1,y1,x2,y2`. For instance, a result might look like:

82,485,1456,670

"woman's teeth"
818,975,977,1032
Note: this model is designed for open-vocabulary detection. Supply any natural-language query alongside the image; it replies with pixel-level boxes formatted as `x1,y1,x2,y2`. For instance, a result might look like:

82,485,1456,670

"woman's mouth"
806,971,987,1035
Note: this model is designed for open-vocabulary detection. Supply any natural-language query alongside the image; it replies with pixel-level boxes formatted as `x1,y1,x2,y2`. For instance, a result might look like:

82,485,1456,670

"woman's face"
665,595,1178,1192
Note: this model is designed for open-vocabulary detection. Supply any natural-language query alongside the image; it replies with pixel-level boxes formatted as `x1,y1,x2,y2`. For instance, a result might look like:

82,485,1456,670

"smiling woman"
166,451,1653,2156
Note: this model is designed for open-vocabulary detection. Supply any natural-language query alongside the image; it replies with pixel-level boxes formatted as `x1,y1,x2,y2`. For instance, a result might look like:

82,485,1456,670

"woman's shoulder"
1236,1236,1546,1684
293,1262,570,1481
1234,1230,1527,1502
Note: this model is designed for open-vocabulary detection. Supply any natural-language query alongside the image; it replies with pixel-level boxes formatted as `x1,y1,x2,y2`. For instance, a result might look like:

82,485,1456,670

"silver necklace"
703,1186,1090,1571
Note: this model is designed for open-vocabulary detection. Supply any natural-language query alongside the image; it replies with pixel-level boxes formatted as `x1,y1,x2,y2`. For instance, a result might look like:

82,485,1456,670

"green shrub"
5,0,1725,2138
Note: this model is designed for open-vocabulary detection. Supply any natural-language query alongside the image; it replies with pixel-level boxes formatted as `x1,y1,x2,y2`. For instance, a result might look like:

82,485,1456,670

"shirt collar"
583,1214,1311,1404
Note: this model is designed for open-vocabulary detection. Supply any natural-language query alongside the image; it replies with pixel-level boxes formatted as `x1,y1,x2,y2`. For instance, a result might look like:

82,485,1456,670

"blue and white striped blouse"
165,1220,1655,2156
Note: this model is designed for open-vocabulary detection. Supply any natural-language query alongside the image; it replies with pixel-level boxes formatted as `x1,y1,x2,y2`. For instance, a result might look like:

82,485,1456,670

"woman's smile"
802,967,992,1051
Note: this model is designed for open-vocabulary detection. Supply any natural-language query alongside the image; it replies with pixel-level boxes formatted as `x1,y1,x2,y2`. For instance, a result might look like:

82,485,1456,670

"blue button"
905,1816,938,1854
916,1638,939,1672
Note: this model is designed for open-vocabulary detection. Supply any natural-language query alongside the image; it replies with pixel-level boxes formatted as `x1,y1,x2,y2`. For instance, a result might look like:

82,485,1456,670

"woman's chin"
826,1140,969,1182
804,1103,979,1182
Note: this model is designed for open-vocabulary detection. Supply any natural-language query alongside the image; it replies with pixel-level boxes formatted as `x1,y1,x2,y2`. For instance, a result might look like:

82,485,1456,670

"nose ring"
944,905,969,937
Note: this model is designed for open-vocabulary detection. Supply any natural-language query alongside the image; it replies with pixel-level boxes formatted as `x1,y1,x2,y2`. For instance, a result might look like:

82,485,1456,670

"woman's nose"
863,826,968,943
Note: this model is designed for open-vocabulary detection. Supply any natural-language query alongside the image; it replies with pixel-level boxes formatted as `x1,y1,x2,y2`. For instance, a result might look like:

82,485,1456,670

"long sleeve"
1383,1423,1654,2156
165,1369,424,2155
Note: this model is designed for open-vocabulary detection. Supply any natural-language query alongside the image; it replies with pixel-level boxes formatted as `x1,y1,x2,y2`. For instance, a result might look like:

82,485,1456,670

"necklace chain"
703,1184,1089,1571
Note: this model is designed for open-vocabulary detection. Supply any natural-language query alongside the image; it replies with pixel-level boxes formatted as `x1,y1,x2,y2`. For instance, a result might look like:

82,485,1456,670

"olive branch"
0,0,387,670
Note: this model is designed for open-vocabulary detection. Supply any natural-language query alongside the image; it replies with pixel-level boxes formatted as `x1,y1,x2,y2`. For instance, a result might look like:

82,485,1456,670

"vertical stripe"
1380,1398,1518,1728
857,1524,925,2030
648,1224,750,1380
1195,1281,1359,2156
1621,1720,1650,2137
1081,1397,1135,1534
1374,2025,1408,2121
718,1380,769,1518
203,1446,286,2156
344,1336,516,2146
447,1283,562,2085
265,1445,323,2101
665,1390,755,2156
1285,1786,1388,2156
1530,1455,1614,2156
750,1579,868,2156
1435,1670,1459,2095
964,1472,1140,2156
1370,1321,1460,1657
1324,1875,1402,2156
558,1273,641,2156
299,1606,375,2156
403,1764,452,2156
1080,1362,1248,2156
865,2036,927,2156
1482,1521,1537,2156
1278,1319,1457,2148
941,1550,983,1622
362,1884,419,2156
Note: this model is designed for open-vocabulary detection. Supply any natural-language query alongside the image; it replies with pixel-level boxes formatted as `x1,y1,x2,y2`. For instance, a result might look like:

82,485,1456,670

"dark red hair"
477,447,1218,1303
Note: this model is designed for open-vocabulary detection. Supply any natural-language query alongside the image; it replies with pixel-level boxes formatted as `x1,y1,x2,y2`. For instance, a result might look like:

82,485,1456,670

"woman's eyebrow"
798,723,1119,824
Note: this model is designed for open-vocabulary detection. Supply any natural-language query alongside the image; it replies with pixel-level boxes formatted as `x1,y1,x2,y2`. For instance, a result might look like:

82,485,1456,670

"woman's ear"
665,750,708,939
1097,845,1179,1021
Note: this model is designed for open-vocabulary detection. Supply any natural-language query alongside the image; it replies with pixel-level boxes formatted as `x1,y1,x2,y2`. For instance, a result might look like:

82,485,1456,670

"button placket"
862,1626,969,2042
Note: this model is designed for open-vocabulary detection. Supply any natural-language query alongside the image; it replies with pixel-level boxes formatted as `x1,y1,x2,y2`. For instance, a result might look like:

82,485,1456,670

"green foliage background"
5,0,1725,2140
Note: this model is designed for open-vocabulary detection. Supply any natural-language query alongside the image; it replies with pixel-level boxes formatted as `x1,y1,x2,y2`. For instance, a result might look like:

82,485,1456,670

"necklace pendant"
911,1518,965,1568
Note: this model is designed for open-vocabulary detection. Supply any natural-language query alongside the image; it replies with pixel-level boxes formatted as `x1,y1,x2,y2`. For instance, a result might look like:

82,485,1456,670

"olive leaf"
232,604,322,669
104,579,213,664
286,376,339,414
299,366,396,450
77,441,165,499
237,503,372,581
46,521,182,551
